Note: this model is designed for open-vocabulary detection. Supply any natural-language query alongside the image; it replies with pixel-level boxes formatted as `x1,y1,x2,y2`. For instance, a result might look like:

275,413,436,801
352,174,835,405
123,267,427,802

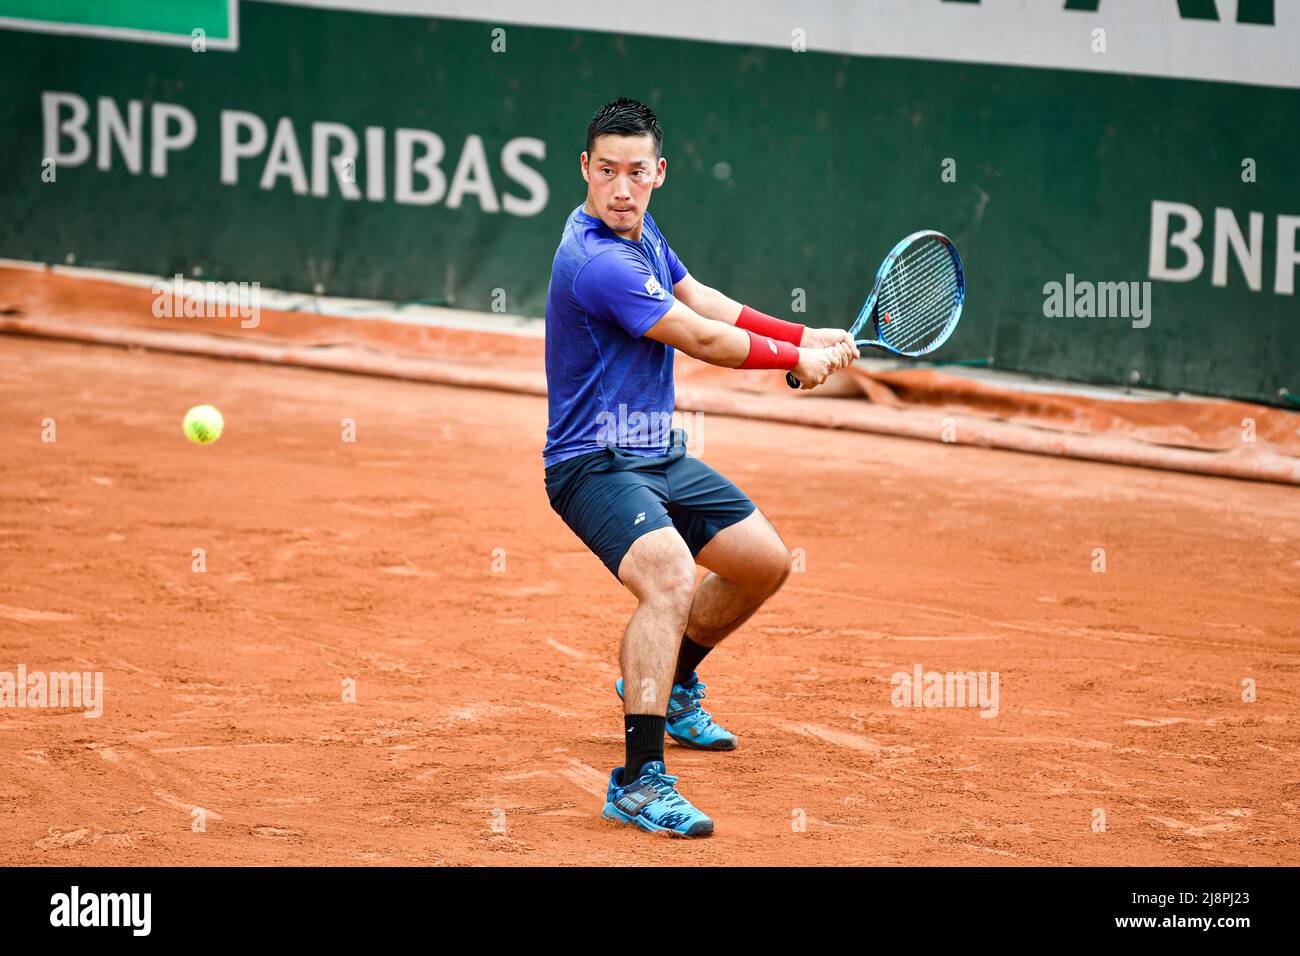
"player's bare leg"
616,509,792,753
600,525,715,837
615,526,695,716
687,510,792,649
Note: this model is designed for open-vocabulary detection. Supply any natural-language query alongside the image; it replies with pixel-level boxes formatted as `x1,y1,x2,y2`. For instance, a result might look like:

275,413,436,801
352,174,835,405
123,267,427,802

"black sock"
673,635,713,686
623,714,666,783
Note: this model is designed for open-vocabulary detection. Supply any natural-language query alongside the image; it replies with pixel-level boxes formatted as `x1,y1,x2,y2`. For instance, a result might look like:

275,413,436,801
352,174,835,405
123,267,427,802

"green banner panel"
0,0,232,40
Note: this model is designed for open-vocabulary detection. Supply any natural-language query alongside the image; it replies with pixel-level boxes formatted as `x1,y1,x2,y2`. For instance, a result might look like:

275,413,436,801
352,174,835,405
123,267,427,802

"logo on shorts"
634,512,646,525
644,276,664,299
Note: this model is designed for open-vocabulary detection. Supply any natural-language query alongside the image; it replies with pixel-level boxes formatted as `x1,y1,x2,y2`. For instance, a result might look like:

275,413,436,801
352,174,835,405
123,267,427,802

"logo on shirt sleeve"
644,276,665,300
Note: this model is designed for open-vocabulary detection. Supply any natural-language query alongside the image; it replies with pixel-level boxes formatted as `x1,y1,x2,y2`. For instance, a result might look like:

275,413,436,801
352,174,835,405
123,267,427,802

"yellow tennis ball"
183,405,224,445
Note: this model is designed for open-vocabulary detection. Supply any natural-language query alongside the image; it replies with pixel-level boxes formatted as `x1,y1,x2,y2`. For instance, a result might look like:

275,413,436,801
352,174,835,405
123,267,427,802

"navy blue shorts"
545,429,757,579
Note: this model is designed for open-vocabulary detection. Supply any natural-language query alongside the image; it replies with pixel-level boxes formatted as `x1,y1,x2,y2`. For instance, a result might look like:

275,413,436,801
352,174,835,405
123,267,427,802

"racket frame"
850,229,965,357
786,229,965,389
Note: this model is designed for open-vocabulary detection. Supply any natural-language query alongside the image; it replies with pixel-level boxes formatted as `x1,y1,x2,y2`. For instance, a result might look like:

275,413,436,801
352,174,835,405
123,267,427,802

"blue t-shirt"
543,204,688,467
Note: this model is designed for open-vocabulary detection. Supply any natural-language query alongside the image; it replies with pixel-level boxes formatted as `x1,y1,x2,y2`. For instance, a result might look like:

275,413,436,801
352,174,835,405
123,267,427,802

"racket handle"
786,372,801,389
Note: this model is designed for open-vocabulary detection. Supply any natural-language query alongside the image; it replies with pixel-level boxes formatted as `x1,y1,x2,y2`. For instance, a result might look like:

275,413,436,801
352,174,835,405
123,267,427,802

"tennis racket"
787,229,965,388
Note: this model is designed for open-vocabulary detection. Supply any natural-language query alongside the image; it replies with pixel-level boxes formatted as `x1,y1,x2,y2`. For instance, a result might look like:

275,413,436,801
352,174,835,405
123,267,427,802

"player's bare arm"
643,297,856,389
672,272,861,354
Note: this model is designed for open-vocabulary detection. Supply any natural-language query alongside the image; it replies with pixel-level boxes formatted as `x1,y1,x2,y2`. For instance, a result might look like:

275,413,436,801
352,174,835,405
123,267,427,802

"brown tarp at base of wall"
2,266,1297,484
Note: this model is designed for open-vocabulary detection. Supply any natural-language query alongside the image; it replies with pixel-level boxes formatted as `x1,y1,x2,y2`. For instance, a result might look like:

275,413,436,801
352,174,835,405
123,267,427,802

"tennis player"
544,98,858,837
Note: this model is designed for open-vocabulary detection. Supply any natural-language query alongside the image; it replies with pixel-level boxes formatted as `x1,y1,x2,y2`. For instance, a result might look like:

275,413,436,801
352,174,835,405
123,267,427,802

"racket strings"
882,264,952,329
879,284,950,347
877,243,952,325
886,242,954,303
875,240,958,353
889,286,956,351
887,275,957,350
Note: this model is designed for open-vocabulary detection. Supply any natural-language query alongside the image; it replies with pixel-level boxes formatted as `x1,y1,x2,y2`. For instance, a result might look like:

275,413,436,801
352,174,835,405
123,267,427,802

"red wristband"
739,329,800,370
737,304,805,346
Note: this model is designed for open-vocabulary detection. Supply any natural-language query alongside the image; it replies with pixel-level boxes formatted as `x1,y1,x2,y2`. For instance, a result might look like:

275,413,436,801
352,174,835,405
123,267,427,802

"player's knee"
620,528,694,607
765,543,793,594
747,513,792,596
623,537,696,616
773,544,793,590
647,563,696,617
739,541,790,600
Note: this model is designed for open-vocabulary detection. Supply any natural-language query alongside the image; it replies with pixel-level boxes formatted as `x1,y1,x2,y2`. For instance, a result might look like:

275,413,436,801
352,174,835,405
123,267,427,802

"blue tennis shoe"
601,761,714,837
615,673,738,750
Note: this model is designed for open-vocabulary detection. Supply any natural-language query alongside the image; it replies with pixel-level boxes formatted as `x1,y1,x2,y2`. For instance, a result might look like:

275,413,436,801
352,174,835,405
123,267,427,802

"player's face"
581,133,666,237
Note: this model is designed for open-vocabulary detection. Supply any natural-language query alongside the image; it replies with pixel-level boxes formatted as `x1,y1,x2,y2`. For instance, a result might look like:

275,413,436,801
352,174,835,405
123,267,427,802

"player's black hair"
585,98,662,159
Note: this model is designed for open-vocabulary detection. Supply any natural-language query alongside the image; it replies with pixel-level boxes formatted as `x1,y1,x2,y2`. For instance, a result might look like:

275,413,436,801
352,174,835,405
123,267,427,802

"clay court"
2,328,1297,867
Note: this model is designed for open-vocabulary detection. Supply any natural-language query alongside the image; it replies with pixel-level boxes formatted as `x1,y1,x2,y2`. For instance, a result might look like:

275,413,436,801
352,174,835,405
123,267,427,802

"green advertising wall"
1,1,1296,406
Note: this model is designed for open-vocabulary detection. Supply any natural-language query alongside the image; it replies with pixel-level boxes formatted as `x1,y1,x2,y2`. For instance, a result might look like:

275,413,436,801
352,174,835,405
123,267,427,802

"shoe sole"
668,732,737,751
601,801,714,838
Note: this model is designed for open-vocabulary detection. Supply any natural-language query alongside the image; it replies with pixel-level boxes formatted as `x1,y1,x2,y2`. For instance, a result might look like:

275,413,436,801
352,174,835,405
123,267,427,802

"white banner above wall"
265,0,1300,89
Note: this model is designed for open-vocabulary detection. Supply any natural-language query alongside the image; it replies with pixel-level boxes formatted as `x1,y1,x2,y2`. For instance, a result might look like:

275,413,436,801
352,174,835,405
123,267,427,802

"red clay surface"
1,335,1298,866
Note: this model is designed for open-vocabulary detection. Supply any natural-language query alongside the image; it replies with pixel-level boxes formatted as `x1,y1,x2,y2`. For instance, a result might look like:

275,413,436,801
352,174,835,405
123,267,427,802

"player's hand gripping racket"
787,230,965,388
